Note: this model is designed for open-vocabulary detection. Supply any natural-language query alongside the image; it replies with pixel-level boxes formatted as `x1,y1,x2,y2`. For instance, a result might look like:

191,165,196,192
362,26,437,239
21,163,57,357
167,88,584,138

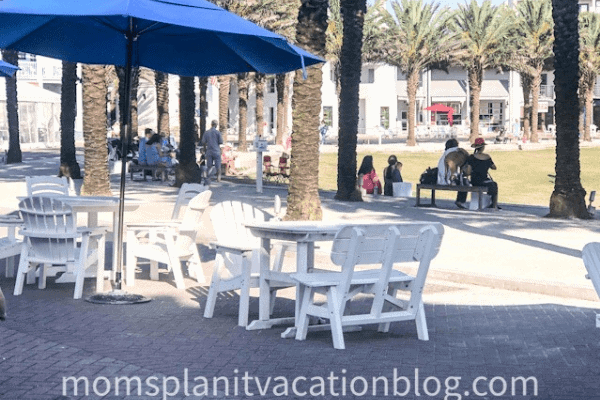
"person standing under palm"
201,120,223,182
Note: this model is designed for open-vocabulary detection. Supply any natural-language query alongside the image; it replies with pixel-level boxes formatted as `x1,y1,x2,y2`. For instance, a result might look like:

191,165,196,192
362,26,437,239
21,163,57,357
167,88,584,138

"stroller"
494,128,509,144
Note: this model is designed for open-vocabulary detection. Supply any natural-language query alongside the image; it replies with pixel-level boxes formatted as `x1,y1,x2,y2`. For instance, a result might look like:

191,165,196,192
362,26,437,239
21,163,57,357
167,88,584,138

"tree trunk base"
6,149,21,164
406,138,416,147
174,162,203,187
284,195,323,221
546,189,593,219
334,188,363,202
59,163,82,180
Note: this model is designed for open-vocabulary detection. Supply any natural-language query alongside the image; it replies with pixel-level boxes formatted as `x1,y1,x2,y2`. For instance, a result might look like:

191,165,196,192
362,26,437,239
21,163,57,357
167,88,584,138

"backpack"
419,167,438,185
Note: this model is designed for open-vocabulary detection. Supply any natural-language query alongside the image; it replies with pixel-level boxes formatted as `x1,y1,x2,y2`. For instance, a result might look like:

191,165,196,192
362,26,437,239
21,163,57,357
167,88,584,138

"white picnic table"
17,195,140,285
243,220,347,337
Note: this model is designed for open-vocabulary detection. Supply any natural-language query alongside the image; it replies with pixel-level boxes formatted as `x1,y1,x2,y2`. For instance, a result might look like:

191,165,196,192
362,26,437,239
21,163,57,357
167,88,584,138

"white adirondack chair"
0,214,22,278
13,197,107,299
204,201,294,327
125,190,212,289
26,176,74,197
171,183,209,220
582,242,600,328
293,222,444,350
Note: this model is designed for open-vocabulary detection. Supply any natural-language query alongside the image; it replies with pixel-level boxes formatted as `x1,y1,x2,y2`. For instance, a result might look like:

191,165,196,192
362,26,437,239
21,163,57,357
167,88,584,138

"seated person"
383,155,403,196
357,155,382,195
146,133,175,168
456,138,499,209
137,128,153,165
437,138,460,185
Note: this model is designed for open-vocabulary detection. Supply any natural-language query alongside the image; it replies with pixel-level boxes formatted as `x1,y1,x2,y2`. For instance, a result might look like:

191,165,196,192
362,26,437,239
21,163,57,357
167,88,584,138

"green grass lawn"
318,147,600,206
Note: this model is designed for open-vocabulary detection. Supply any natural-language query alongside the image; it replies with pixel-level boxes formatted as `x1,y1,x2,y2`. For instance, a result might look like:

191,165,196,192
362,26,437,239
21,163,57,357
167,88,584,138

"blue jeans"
206,151,221,178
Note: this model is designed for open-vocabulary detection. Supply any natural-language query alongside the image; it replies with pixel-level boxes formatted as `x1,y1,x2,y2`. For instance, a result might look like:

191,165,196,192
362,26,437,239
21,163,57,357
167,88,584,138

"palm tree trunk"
59,61,81,179
521,73,532,141
199,77,208,142
218,75,230,134
406,70,419,147
283,73,293,143
468,66,482,142
334,0,366,201
276,73,286,145
584,75,595,141
285,0,328,220
237,73,249,152
548,0,590,219
255,73,265,138
175,76,200,186
81,65,111,196
530,67,542,143
2,50,21,164
155,71,170,136
130,67,139,140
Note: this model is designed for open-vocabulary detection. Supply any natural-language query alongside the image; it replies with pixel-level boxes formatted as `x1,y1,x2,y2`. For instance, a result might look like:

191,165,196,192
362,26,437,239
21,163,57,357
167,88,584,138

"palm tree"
513,0,553,143
334,0,367,201
218,75,230,134
175,76,198,186
198,77,208,141
254,73,265,138
80,64,111,196
2,50,21,164
548,0,589,219
237,73,249,152
155,71,170,136
58,61,81,179
579,12,600,142
326,0,343,98
385,0,453,147
285,0,328,221
451,0,512,142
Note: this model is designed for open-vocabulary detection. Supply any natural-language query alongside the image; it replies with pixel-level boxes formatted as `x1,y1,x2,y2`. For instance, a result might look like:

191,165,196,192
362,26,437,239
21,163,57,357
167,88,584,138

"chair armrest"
78,227,108,237
209,242,255,256
125,221,179,229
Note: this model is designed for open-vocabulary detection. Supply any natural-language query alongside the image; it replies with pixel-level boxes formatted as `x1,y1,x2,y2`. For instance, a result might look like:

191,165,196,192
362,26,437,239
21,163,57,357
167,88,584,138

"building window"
396,68,404,81
330,68,335,82
269,107,275,131
541,74,547,86
380,107,390,129
596,0,600,8
580,3,589,11
268,78,275,93
323,106,333,126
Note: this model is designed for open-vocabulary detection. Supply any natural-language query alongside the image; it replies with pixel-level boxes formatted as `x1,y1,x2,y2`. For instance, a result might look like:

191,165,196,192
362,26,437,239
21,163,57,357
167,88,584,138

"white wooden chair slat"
171,183,208,220
582,243,600,319
204,200,295,327
26,176,73,197
13,196,106,299
293,222,444,350
126,190,211,289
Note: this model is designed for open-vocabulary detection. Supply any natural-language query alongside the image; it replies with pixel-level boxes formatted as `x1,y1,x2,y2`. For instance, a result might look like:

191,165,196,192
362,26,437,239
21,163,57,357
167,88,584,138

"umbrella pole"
86,17,149,305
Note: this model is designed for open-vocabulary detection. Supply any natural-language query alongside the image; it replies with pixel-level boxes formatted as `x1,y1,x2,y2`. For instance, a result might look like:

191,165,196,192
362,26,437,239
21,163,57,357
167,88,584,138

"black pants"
457,180,497,204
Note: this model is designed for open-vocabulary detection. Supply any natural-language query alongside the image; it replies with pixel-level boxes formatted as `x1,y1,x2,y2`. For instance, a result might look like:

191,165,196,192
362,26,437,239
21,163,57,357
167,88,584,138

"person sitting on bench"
457,138,499,209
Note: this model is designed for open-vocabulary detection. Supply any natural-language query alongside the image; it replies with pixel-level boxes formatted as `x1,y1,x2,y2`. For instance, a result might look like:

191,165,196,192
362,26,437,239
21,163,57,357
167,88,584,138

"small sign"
253,138,268,151
538,102,549,113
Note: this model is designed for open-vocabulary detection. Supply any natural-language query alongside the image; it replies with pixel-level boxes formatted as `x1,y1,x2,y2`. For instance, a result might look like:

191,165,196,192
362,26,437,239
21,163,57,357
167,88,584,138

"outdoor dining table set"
0,177,449,349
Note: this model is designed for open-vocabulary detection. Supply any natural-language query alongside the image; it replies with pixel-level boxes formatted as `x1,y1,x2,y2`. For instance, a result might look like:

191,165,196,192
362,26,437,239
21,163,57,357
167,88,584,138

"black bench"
416,184,489,210
129,163,175,182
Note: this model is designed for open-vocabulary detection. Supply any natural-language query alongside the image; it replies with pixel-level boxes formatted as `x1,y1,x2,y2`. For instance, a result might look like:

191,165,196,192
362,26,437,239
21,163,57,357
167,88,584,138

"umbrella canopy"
425,103,454,113
0,0,324,292
425,103,455,126
0,0,322,77
0,59,19,78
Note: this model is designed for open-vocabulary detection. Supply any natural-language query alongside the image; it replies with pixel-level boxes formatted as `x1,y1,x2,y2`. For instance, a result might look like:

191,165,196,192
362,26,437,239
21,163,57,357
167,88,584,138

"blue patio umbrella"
0,0,324,299
0,60,19,78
